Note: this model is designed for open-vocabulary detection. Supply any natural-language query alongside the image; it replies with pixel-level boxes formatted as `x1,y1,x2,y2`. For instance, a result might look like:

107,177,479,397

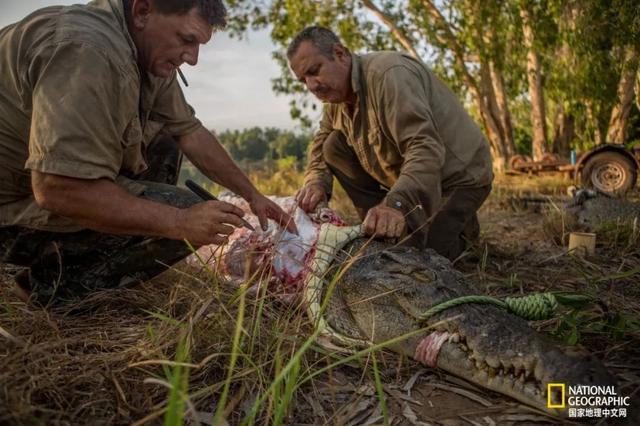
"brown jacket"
0,0,201,231
304,52,493,216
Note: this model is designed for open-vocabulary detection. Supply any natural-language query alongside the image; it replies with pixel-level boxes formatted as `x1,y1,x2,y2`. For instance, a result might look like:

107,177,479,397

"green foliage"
216,126,311,163
225,0,640,162
553,310,581,345
178,126,312,199
514,126,533,155
553,308,639,345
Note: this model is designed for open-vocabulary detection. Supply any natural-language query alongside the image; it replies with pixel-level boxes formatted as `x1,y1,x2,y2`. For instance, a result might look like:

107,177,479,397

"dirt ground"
1,177,639,425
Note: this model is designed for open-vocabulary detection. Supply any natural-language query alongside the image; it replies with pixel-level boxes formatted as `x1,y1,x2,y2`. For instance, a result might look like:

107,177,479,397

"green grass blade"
371,353,389,425
164,334,191,426
213,279,248,425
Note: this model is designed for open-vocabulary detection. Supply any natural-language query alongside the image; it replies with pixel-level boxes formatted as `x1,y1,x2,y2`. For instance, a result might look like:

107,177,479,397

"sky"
1,1,306,132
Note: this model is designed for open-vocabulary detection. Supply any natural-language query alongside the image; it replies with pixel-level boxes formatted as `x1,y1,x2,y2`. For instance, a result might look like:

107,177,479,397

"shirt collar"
99,0,138,60
350,54,363,96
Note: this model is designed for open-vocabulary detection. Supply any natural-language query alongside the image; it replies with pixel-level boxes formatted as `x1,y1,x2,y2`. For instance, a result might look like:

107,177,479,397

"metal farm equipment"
508,144,640,195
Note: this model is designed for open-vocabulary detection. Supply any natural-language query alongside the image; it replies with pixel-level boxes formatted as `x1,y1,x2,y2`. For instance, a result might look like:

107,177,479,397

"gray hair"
287,26,348,60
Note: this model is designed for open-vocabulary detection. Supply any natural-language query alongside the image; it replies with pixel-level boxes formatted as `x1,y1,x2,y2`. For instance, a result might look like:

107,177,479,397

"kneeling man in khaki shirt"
289,26,494,260
0,0,295,304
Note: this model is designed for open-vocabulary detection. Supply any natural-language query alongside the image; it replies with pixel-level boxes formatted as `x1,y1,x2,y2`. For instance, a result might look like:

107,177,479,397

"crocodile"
305,224,616,417
190,195,617,417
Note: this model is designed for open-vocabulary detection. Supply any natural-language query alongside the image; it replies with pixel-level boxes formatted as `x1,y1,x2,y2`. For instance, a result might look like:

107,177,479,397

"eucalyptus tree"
224,0,638,169
225,0,519,169
602,0,640,144
517,0,552,160
547,0,639,149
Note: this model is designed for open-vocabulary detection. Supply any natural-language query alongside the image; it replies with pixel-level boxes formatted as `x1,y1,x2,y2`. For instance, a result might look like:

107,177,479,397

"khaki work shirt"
0,0,201,231
304,52,493,217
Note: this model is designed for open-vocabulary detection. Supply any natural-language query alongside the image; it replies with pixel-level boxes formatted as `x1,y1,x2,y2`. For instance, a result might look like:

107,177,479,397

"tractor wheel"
580,151,637,194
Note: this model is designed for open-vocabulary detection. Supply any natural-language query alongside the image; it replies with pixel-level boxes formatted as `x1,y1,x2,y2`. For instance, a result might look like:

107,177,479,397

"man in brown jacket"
0,0,295,303
289,26,493,260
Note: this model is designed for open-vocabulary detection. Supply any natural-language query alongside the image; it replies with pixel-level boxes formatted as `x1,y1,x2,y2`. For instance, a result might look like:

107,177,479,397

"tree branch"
361,0,419,58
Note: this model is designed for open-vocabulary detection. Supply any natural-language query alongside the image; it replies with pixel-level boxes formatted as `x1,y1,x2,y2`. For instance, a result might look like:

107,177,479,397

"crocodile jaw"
435,337,551,413
429,331,614,416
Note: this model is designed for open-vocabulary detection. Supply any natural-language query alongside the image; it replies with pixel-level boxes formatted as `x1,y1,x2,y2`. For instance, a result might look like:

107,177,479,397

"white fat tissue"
186,194,345,298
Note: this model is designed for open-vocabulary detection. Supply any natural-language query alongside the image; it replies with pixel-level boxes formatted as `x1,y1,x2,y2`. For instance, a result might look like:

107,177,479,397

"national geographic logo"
547,384,630,419
547,383,565,409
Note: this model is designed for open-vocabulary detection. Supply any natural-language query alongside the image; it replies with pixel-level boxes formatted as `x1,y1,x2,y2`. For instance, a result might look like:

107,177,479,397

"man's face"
290,41,353,104
131,1,212,77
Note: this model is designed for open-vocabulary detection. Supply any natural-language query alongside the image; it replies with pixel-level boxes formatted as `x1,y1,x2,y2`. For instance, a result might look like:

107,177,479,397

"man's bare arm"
31,171,244,246
179,126,297,233
179,126,259,202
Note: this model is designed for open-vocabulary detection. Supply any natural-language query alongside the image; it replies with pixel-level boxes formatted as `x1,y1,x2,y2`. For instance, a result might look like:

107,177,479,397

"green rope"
418,292,558,322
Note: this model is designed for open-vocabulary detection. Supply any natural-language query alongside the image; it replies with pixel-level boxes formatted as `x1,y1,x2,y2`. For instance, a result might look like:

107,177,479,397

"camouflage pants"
0,135,201,303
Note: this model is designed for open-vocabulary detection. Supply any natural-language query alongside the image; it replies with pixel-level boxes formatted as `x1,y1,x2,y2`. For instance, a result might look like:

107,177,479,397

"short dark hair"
287,26,348,60
123,0,227,28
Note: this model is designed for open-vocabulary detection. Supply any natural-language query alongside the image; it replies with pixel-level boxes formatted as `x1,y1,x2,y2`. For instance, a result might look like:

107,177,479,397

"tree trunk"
419,0,513,170
552,104,574,158
479,61,513,162
636,70,640,112
489,61,515,157
586,101,605,146
606,45,640,144
520,5,548,160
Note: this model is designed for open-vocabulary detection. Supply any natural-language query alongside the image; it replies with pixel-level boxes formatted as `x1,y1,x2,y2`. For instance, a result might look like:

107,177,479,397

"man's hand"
363,203,405,239
175,201,247,246
179,128,298,235
249,192,298,234
295,183,327,213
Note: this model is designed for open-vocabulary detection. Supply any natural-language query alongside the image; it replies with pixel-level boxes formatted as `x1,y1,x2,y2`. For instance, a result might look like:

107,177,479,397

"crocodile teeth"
534,362,545,382
448,333,460,344
514,365,523,378
485,356,500,369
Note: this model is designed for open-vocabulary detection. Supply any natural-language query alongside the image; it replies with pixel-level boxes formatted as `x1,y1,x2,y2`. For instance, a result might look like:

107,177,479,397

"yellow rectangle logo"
547,383,565,408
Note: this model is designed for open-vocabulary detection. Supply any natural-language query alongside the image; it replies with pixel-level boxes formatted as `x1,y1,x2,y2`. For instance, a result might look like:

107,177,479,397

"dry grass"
1,173,639,425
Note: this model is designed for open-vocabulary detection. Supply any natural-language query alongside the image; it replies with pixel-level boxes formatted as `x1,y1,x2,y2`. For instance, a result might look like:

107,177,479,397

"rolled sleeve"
26,42,128,180
375,66,446,215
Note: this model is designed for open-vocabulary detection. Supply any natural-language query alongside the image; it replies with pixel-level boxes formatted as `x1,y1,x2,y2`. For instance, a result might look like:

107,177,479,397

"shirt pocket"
120,117,147,174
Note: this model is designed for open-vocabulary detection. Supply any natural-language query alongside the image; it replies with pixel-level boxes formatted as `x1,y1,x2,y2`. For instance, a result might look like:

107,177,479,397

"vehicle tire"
580,151,637,194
